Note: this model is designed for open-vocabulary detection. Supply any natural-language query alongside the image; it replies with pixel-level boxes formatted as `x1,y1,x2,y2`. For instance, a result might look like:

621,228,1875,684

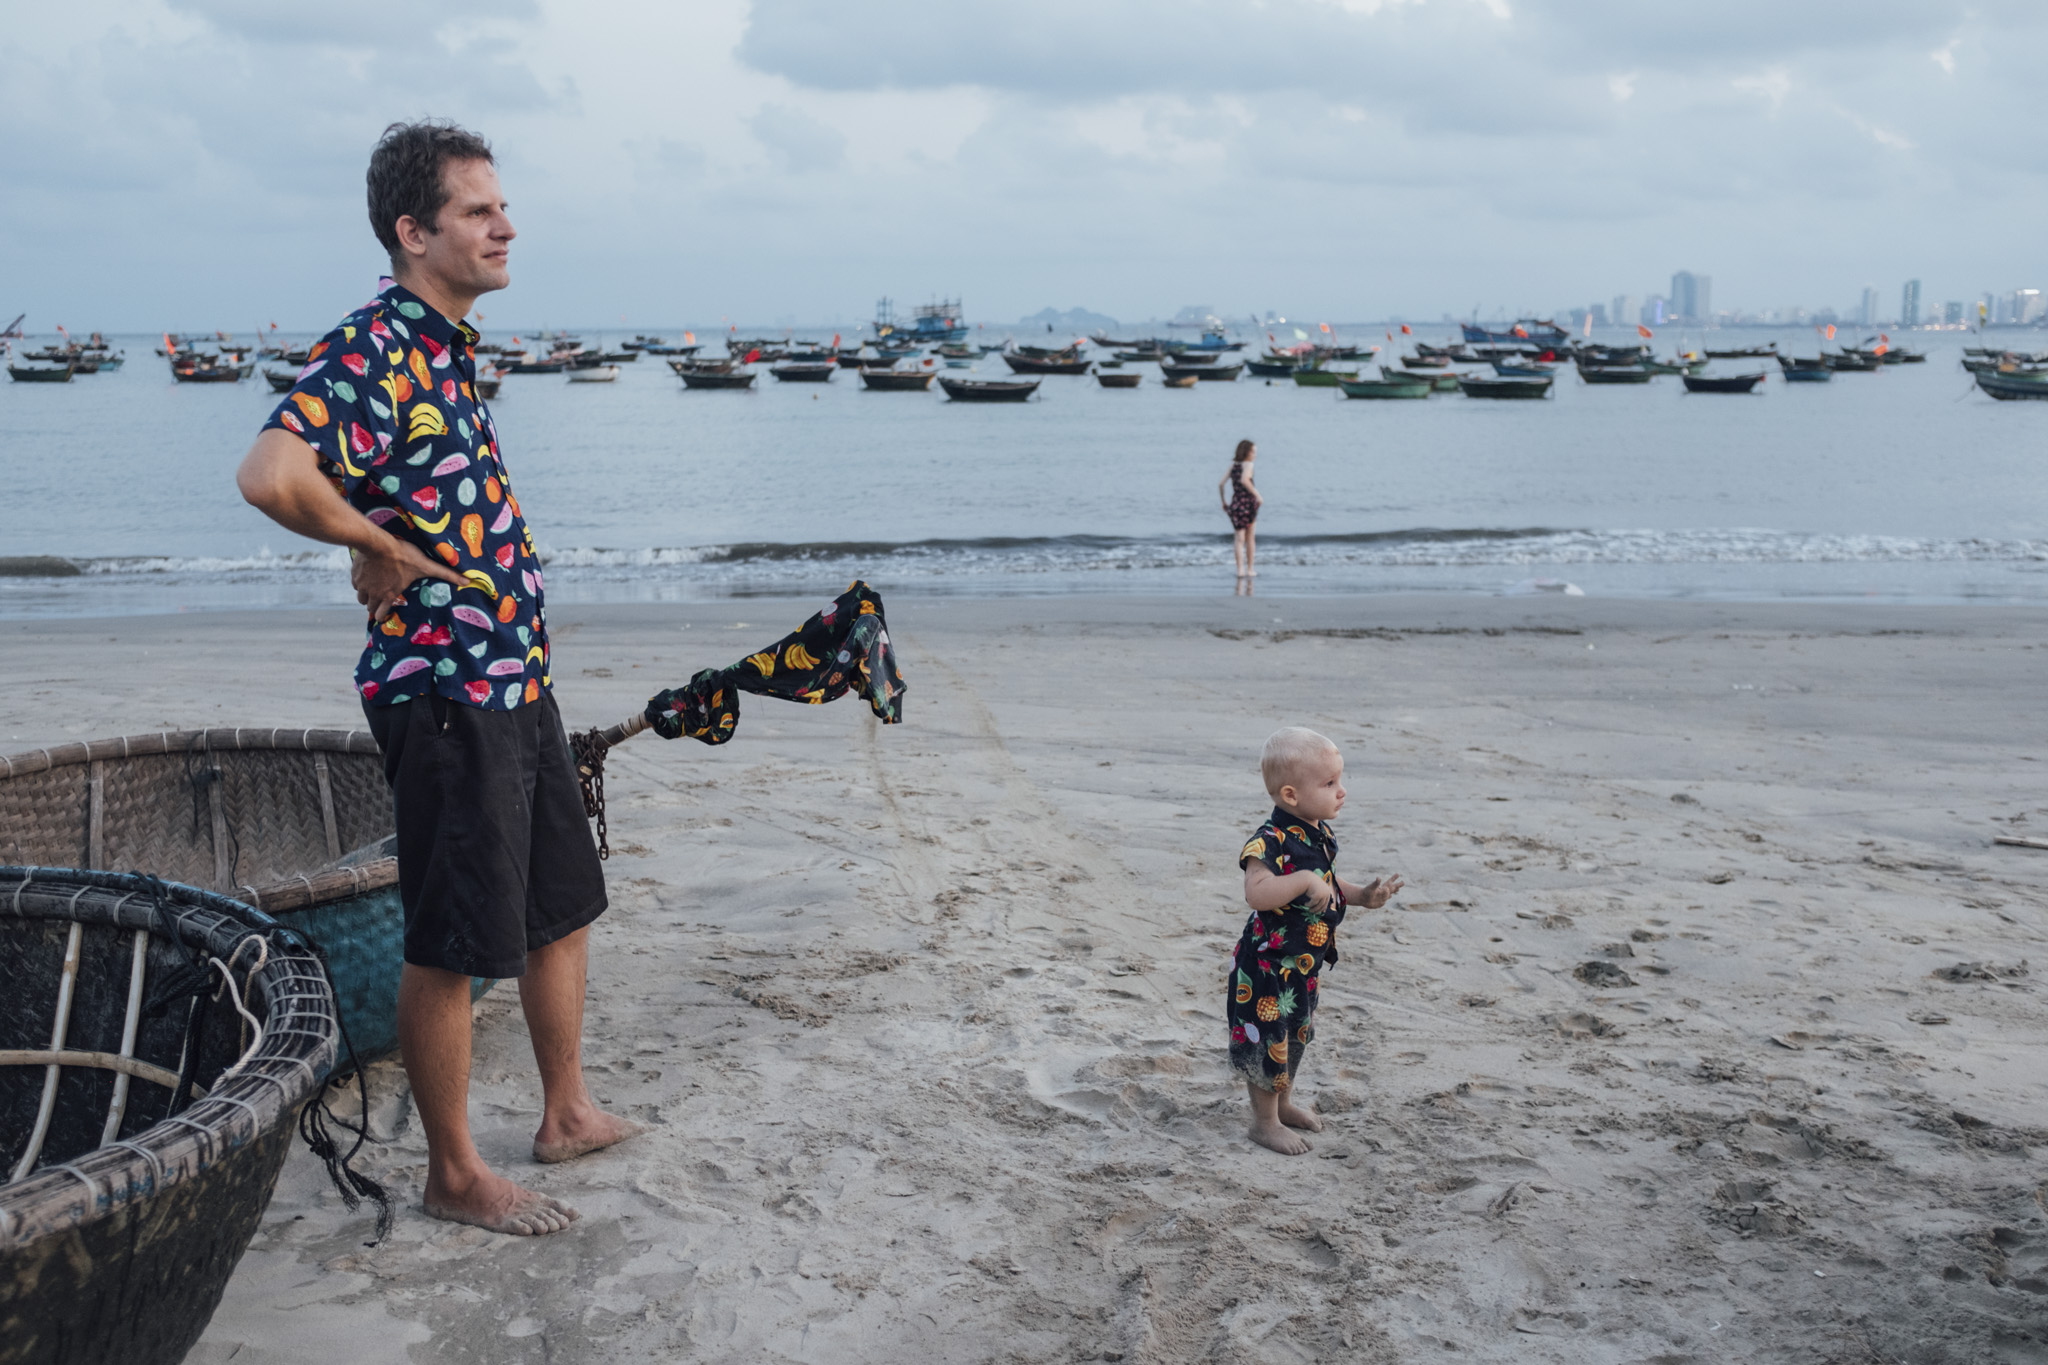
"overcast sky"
3,0,2041,332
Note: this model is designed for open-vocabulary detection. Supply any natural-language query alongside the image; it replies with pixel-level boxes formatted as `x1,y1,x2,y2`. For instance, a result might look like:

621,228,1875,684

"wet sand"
5,593,2046,1363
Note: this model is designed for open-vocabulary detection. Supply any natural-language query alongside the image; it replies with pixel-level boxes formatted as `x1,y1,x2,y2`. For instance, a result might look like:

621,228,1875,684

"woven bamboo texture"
0,869,338,1365
0,729,390,894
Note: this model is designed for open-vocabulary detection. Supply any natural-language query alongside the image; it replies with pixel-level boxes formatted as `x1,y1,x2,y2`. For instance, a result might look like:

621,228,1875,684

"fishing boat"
1325,345,1381,362
1490,360,1556,377
0,867,341,1365
1339,374,1432,400
1400,355,1450,370
1780,366,1831,383
1576,365,1653,385
1640,356,1705,376
1458,374,1554,399
0,726,495,1062
680,369,758,389
503,357,568,375
939,377,1038,402
860,368,936,391
567,365,620,383
170,360,244,384
1162,374,1199,388
1161,361,1242,382
1244,356,1311,378
261,368,299,393
1291,368,1358,388
620,335,664,350
1096,372,1143,389
1976,370,2048,401
643,343,698,356
1704,343,1778,359
1681,372,1766,394
7,362,74,383
475,376,501,400
1461,319,1571,348
1001,353,1091,376
771,361,835,382
1824,352,1881,372
873,298,968,346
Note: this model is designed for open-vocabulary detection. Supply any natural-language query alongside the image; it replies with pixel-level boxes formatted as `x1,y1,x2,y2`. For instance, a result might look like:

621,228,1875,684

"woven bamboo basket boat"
0,729,482,1061
0,868,340,1365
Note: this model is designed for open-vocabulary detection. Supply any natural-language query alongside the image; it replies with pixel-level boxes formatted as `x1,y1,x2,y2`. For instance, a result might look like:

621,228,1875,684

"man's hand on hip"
354,536,468,622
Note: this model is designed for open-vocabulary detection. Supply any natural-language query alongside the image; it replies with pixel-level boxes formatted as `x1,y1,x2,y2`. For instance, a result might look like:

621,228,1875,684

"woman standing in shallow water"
1220,439,1263,579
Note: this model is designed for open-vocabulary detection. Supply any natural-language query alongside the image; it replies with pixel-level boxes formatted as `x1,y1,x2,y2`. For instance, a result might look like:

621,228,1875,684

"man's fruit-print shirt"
262,280,549,711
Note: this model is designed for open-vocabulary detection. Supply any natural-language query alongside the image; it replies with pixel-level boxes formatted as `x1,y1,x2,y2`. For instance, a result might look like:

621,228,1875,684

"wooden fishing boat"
474,377,502,400
1976,370,2048,401
170,363,243,384
1458,374,1554,399
1825,352,1880,372
503,358,568,375
1339,375,1432,399
1291,368,1358,387
1096,372,1143,388
1324,345,1381,361
1490,360,1556,377
939,377,1039,402
1162,374,1199,388
1161,362,1242,382
770,362,836,382
680,369,758,389
0,727,495,1063
643,343,698,356
1704,343,1778,359
1001,353,1090,376
262,368,300,392
1576,365,1653,385
1780,366,1831,383
1244,357,1309,377
567,365,620,382
860,368,935,391
7,364,73,383
1400,355,1450,370
1681,372,1766,394
0,867,342,1365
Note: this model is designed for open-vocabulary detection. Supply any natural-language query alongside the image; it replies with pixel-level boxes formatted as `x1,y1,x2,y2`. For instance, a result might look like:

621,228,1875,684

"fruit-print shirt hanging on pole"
262,279,548,712
1227,810,1347,1092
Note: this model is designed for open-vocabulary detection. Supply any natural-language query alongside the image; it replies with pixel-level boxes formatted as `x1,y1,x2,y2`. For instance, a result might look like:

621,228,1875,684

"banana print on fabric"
645,582,906,745
262,279,548,711
1227,810,1346,1092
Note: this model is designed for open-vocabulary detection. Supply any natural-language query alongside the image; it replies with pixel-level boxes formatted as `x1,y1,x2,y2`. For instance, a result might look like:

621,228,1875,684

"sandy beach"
4,591,2045,1364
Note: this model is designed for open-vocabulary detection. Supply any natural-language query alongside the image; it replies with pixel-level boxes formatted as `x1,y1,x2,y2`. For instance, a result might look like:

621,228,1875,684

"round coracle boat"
0,868,341,1365
0,728,486,1060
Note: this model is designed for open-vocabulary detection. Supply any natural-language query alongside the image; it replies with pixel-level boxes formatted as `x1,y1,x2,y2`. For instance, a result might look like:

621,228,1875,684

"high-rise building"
1669,271,1713,322
1645,296,1669,326
1901,279,1922,328
1590,302,1608,327
1613,295,1639,329
1859,286,1880,326
2019,290,2046,325
1943,301,1965,325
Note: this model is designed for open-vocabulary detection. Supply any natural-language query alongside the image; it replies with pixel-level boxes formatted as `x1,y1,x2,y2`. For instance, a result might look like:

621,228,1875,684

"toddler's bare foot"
533,1109,649,1164
1249,1116,1312,1155
1277,1097,1324,1132
423,1170,578,1236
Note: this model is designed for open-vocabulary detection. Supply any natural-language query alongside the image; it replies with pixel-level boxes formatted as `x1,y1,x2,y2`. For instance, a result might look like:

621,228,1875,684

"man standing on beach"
236,120,641,1235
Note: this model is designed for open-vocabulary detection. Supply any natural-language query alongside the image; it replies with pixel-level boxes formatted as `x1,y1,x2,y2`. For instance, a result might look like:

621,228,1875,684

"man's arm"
236,428,463,621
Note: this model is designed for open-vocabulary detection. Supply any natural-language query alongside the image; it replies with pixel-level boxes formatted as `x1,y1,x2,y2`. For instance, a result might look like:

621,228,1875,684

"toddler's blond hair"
1261,727,1338,799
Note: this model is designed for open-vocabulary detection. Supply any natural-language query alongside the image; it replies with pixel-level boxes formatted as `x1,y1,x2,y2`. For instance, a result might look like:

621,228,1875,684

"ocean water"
2,327,2043,617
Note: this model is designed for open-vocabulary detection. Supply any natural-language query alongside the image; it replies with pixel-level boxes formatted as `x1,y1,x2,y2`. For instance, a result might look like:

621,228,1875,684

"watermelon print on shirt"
262,279,550,711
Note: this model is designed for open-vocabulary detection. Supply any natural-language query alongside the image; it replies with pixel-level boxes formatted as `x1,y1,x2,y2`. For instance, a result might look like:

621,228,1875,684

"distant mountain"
1019,306,1120,335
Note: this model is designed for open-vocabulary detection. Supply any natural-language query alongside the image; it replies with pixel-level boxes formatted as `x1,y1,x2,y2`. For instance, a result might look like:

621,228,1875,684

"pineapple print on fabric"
1226,809,1347,1091
261,279,549,712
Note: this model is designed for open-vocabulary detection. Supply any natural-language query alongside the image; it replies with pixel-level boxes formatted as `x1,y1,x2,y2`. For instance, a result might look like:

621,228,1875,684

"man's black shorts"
364,689,607,979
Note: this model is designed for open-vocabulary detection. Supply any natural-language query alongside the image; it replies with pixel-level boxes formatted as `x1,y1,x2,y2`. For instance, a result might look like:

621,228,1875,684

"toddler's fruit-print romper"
1229,810,1346,1092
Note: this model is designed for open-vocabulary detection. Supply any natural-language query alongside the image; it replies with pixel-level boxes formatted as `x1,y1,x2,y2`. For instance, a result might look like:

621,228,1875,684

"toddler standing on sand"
1229,727,1402,1154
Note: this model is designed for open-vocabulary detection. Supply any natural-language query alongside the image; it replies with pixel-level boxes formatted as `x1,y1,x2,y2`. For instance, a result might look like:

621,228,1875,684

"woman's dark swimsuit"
1227,465,1258,531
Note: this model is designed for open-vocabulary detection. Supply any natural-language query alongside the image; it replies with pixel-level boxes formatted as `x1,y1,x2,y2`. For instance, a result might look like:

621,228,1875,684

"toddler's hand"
1356,875,1404,909
1302,876,1337,912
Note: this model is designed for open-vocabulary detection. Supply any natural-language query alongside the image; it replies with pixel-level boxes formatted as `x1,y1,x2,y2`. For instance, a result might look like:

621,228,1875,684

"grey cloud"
748,103,847,173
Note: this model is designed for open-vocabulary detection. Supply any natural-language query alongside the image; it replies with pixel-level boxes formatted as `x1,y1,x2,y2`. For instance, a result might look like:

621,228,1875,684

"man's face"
402,159,515,298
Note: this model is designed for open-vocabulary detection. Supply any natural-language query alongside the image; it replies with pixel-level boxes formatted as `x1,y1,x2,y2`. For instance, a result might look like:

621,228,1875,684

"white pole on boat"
13,921,85,1182
99,928,151,1145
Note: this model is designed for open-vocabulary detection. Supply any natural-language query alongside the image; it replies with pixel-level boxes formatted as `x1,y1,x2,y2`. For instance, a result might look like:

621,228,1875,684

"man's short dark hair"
366,120,495,261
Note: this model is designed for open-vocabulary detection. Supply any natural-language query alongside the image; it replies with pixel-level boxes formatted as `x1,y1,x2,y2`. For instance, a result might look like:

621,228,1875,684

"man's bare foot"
1277,1097,1325,1132
1249,1116,1312,1155
533,1110,649,1165
423,1170,578,1236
